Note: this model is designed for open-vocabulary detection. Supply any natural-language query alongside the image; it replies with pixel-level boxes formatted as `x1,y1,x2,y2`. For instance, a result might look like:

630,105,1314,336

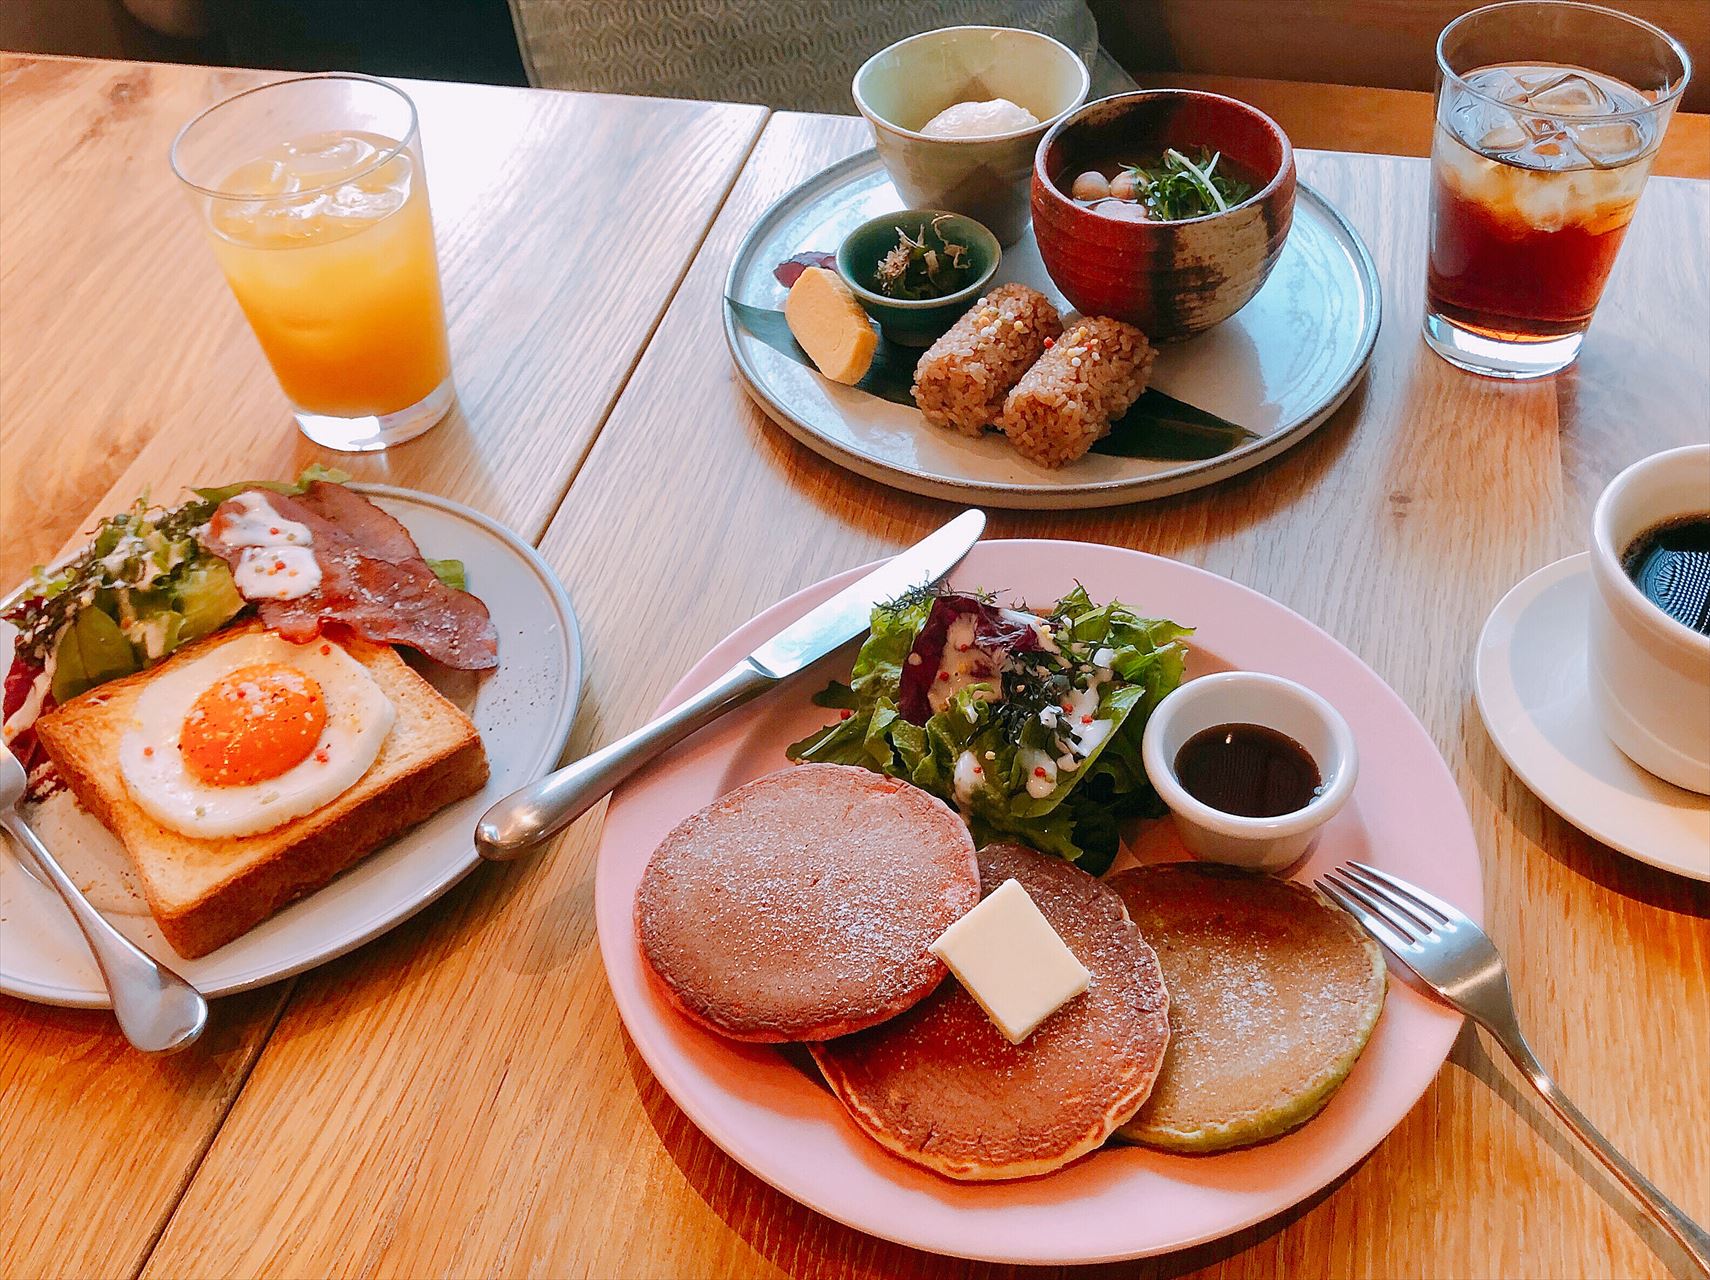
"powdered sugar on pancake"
811,842,1171,1181
1109,864,1386,1152
635,764,980,1042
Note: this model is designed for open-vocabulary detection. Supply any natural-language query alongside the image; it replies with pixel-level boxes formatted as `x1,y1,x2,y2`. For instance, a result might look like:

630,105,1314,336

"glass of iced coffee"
1425,2,1690,379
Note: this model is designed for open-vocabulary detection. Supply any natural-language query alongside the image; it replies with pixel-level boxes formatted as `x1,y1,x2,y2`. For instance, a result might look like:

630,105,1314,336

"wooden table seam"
124,979,300,1280
109,113,778,1280
518,106,774,552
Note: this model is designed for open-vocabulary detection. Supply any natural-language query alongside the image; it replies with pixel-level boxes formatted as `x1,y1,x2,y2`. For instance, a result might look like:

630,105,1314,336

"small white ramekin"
1141,672,1358,872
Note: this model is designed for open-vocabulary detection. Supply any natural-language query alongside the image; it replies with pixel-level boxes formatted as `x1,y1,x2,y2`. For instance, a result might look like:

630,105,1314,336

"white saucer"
1474,554,1710,881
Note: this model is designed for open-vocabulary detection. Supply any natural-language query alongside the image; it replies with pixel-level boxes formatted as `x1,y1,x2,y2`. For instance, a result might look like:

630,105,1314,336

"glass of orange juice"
171,74,453,451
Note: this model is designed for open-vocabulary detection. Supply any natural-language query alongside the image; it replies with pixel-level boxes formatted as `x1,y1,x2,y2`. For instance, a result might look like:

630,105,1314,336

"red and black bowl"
1032,91,1296,341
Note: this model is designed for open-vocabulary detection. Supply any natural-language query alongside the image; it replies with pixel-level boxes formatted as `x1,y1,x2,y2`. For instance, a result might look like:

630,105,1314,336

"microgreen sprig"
1120,148,1251,221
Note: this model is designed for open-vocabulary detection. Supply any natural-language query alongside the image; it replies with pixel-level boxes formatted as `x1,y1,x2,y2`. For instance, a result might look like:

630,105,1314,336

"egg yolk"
180,663,327,787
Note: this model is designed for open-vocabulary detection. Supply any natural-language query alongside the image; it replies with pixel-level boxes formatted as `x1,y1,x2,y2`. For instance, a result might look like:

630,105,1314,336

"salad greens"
4,465,465,706
871,217,976,300
787,587,1189,874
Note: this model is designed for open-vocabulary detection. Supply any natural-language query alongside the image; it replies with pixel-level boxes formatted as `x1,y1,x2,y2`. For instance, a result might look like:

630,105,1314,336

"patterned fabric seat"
506,0,1134,111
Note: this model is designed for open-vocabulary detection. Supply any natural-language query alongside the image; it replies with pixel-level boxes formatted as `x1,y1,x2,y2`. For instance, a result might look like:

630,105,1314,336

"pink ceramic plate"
594,541,1480,1264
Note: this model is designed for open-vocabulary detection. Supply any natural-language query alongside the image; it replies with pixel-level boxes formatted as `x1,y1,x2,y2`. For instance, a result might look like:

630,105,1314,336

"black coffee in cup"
1622,516,1710,635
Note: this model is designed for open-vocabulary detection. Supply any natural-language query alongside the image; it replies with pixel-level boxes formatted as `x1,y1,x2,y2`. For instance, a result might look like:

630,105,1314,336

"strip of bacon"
203,482,499,670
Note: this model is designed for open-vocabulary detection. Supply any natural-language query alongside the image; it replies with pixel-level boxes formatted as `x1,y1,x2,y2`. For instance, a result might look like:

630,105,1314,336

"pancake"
635,764,979,1042
1108,863,1387,1153
810,843,1171,1181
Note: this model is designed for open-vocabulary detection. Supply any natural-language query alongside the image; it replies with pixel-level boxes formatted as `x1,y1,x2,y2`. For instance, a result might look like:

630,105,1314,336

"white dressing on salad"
231,546,321,601
3,469,349,794
1001,608,1060,655
953,750,984,807
2,657,54,745
1072,717,1114,757
97,529,190,590
1060,679,1115,759
213,493,323,602
786,587,1191,874
1020,747,1058,798
214,493,314,549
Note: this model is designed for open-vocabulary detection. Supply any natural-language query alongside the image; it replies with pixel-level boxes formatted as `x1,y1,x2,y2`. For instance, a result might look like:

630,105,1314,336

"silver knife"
475,509,986,860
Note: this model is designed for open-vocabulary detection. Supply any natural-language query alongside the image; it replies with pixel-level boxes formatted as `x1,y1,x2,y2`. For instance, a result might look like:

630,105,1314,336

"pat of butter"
784,266,876,385
929,878,1091,1044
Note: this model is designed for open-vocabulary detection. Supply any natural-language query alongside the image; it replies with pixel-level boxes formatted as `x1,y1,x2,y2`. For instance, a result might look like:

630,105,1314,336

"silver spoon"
0,744,207,1053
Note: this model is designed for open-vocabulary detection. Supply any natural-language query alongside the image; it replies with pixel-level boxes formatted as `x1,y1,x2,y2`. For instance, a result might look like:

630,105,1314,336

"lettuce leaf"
426,558,466,592
848,593,932,701
51,606,138,703
190,463,351,507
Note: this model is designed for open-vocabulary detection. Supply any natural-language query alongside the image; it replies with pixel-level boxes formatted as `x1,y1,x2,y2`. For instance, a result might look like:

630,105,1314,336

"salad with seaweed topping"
787,587,1189,873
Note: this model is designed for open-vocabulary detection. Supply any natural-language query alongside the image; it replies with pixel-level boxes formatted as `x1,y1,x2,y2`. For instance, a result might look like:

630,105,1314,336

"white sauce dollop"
953,750,984,807
213,493,322,601
1060,681,1110,757
927,612,1001,715
1001,607,1058,655
1020,747,1058,798
2,657,55,745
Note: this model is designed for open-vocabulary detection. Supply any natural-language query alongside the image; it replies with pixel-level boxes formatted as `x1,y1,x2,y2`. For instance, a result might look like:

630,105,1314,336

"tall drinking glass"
171,75,454,450
1424,2,1690,379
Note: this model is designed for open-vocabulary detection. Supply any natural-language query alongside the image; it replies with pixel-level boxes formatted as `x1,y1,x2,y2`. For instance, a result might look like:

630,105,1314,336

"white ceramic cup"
1141,672,1359,871
1587,443,1710,794
852,26,1090,246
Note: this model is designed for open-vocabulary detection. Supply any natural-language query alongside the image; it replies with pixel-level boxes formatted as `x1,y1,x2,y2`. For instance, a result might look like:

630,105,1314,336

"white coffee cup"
1587,444,1710,794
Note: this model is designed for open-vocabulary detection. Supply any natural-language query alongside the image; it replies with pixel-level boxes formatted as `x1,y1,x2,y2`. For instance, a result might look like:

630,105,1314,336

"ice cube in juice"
205,130,451,417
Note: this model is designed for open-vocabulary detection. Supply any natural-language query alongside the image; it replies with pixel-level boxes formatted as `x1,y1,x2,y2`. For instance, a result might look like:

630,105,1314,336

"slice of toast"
35,620,489,958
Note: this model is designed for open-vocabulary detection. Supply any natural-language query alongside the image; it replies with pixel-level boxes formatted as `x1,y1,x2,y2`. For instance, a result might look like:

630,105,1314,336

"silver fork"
1318,860,1710,1276
1,743,206,1053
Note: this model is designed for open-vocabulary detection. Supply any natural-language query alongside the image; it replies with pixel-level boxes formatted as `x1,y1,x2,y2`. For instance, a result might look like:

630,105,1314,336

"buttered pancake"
1109,863,1386,1153
635,764,979,1042
811,843,1171,1181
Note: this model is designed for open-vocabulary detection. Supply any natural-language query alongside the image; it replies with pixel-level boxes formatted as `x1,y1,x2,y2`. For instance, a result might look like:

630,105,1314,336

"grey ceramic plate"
724,150,1381,509
0,486,582,1007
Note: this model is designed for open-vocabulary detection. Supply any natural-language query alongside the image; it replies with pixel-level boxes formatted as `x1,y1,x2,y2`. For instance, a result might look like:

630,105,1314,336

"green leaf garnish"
786,588,1191,872
5,464,358,698
426,558,466,592
1115,148,1251,221
191,463,351,506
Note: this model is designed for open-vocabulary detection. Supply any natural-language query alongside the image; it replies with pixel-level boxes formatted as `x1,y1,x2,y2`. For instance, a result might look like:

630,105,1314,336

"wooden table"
2,53,1707,1280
